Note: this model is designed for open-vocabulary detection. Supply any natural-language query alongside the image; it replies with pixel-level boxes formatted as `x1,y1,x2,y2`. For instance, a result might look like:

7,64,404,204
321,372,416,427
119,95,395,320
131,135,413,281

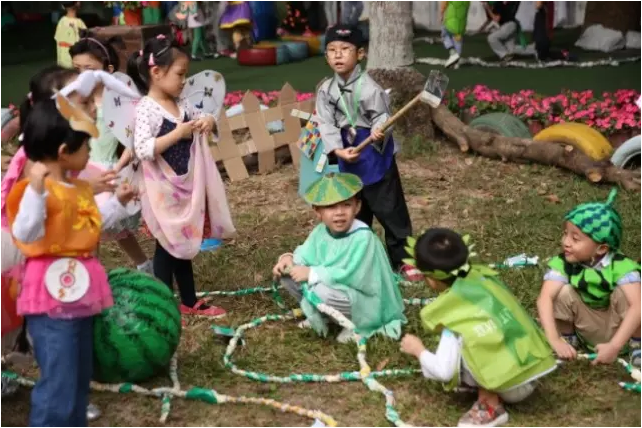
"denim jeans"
26,315,94,427
441,27,463,55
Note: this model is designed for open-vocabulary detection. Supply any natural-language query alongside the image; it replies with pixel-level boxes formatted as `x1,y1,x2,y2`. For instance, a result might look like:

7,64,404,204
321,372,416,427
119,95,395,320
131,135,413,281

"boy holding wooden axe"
314,24,422,282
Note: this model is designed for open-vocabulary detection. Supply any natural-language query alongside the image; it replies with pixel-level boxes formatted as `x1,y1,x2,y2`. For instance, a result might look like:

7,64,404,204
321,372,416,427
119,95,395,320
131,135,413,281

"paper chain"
2,257,638,426
416,55,641,69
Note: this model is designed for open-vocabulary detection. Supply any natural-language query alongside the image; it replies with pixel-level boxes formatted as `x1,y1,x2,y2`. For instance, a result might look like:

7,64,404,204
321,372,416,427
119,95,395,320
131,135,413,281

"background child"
125,35,235,318
401,228,556,427
6,97,135,426
537,189,641,366
273,172,406,343
440,1,470,68
315,25,419,282
55,2,86,68
70,33,153,274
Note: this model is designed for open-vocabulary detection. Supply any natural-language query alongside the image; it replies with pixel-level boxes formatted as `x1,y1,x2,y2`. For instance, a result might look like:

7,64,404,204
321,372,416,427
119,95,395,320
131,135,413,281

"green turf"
1,27,640,105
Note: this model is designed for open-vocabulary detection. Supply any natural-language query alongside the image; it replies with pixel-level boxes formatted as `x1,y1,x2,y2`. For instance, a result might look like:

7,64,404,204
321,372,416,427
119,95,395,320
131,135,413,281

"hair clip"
139,50,143,55
54,93,99,138
148,53,155,66
156,34,166,40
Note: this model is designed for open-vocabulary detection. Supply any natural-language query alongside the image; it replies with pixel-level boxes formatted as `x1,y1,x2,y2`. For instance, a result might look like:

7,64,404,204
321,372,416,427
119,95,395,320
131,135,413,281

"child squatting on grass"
537,189,641,366
272,172,407,343
400,228,557,428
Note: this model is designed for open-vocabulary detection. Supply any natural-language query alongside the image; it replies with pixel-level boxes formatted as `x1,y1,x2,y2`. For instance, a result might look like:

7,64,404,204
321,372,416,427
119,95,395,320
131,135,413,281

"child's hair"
19,66,79,141
70,30,125,71
414,228,470,283
127,35,187,94
61,2,78,10
22,101,90,162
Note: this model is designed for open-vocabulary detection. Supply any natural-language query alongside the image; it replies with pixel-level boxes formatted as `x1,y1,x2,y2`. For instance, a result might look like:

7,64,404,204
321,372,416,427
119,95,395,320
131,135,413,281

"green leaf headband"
403,233,498,280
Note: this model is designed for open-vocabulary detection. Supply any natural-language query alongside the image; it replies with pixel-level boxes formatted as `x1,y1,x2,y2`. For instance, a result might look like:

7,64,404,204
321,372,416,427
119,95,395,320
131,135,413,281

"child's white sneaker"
457,401,509,427
336,328,355,344
446,51,461,68
297,319,311,329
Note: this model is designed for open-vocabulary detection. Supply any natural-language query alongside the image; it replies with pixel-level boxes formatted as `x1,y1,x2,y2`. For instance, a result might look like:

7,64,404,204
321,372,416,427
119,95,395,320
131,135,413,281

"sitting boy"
272,172,407,343
537,189,641,366
401,228,556,427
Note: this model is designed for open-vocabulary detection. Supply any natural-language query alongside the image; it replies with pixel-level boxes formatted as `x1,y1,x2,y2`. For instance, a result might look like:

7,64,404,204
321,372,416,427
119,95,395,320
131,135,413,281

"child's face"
151,53,189,98
325,41,365,76
314,197,361,234
424,276,448,293
561,221,608,264
60,140,90,172
73,53,111,73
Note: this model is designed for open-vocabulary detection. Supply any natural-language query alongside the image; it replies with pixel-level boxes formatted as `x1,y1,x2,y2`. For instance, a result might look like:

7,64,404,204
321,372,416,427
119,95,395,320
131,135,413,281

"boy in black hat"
314,24,420,282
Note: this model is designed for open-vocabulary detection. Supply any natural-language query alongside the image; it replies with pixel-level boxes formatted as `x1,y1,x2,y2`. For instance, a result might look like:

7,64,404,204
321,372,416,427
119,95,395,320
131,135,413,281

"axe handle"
353,93,423,154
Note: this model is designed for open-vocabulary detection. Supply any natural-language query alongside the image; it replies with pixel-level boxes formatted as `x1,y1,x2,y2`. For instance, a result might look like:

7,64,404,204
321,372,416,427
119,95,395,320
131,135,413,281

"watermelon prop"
93,268,181,383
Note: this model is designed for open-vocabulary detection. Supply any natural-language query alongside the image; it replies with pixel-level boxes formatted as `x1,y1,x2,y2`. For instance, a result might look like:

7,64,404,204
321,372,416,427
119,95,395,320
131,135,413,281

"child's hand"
400,334,426,358
176,120,196,139
29,162,50,194
335,148,360,163
115,182,138,206
592,342,620,365
88,170,118,195
552,338,577,360
194,116,216,135
370,127,385,141
272,255,294,278
289,266,311,283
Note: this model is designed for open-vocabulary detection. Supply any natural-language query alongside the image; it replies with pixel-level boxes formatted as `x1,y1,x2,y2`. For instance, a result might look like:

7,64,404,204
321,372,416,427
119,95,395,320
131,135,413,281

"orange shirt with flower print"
6,178,101,258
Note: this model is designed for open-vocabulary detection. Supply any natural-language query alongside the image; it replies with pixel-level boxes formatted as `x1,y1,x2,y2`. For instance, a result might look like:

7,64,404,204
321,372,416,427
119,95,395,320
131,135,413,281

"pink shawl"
140,133,235,259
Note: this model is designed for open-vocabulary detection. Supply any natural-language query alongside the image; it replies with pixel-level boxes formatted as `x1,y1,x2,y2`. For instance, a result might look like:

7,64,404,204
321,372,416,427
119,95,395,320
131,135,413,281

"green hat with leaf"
565,188,623,250
404,228,498,280
303,172,363,206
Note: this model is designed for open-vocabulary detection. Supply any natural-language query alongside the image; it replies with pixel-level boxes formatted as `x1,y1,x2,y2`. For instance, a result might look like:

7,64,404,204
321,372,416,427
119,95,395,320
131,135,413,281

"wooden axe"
353,70,449,154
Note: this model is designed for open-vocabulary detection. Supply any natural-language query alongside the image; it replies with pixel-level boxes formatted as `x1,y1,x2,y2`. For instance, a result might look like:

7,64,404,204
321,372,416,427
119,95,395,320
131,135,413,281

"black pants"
153,241,198,307
356,158,413,270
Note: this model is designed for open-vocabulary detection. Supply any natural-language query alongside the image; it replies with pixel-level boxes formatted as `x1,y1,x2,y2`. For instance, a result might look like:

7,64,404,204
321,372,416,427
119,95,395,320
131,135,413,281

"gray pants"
281,277,351,320
487,21,518,59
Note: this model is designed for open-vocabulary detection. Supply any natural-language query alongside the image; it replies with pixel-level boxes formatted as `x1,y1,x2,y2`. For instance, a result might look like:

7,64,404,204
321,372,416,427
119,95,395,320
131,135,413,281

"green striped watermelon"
93,268,182,383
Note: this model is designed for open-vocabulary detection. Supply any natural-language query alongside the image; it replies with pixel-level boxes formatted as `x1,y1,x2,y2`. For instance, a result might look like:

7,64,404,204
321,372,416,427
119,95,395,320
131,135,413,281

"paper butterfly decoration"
55,94,99,138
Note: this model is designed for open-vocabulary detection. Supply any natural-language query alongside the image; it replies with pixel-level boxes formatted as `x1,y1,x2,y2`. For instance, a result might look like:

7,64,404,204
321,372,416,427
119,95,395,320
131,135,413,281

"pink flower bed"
225,86,641,140
445,85,641,136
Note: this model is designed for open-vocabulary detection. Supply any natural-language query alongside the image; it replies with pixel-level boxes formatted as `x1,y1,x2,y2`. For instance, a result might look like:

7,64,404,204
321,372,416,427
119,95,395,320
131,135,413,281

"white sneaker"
297,319,311,329
137,260,154,275
336,328,355,344
445,52,461,68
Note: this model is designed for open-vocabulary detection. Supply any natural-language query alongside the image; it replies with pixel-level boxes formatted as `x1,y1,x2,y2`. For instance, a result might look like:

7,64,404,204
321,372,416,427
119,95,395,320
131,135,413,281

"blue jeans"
26,315,94,427
441,27,462,55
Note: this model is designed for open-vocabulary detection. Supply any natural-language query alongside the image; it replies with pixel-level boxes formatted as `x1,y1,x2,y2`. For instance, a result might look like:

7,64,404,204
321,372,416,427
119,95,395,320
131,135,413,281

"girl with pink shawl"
103,35,235,318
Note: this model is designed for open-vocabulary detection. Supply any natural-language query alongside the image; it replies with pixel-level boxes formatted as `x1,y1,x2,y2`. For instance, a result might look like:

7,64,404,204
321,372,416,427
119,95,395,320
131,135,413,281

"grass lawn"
1,27,640,105
2,140,640,426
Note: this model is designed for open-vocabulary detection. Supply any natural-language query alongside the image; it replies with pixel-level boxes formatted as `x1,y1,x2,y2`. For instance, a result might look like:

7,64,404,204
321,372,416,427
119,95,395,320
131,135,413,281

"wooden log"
431,105,641,191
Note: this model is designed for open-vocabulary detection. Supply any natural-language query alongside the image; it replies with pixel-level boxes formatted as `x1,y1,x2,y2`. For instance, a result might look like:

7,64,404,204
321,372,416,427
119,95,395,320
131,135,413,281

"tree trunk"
431,105,640,191
366,1,414,69
366,1,434,140
584,1,641,33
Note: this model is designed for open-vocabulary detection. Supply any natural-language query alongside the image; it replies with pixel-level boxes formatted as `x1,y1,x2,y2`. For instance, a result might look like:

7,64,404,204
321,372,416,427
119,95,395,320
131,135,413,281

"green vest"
420,271,556,392
444,1,470,37
548,253,640,309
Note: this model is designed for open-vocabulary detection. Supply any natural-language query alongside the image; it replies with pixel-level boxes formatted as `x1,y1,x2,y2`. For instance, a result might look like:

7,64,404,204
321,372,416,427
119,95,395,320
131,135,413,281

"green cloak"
420,271,556,391
294,221,407,339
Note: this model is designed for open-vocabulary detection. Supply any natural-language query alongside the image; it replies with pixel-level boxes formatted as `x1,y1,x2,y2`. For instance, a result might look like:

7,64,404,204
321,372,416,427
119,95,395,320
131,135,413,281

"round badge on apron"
44,258,90,303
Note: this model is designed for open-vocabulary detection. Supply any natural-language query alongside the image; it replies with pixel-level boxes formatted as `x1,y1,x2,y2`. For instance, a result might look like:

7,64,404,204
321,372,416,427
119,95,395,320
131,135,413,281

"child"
401,228,556,427
125,35,235,317
174,1,217,61
315,24,420,282
440,1,470,68
6,96,135,426
273,172,406,342
55,2,86,68
486,1,520,61
70,34,154,274
537,189,641,366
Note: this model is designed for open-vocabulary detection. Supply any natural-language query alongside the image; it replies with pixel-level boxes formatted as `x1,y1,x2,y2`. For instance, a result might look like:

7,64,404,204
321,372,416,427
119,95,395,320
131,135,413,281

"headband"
84,37,110,61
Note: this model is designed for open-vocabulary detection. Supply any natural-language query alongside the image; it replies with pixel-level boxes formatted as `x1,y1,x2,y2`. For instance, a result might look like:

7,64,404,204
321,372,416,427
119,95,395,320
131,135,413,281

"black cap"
324,24,365,49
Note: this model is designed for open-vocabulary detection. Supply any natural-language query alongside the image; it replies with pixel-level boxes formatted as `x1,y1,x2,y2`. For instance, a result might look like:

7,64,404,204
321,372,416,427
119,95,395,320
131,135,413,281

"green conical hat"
565,188,622,250
303,172,363,206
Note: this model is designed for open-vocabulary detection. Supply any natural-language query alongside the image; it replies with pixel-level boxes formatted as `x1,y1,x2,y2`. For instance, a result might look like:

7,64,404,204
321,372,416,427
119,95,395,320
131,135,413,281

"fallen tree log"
431,104,641,191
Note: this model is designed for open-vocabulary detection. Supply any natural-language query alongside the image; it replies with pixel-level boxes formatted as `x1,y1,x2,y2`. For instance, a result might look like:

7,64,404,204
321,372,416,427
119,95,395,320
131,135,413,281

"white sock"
336,328,355,344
